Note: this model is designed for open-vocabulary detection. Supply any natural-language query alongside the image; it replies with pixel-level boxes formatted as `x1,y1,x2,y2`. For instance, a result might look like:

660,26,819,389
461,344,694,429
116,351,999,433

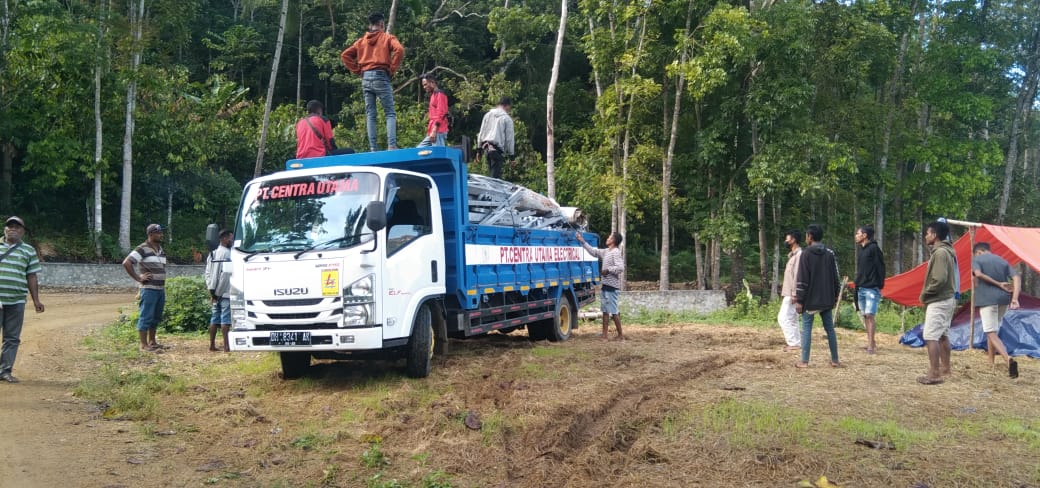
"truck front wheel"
405,305,434,378
279,352,311,379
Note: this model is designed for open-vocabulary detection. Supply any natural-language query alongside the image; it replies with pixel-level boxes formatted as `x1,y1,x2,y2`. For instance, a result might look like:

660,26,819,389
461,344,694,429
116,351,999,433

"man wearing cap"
340,12,405,152
123,224,167,352
0,216,45,383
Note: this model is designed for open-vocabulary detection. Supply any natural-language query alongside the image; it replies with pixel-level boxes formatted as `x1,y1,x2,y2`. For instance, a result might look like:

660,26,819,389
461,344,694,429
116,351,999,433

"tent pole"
900,306,905,333
968,227,976,351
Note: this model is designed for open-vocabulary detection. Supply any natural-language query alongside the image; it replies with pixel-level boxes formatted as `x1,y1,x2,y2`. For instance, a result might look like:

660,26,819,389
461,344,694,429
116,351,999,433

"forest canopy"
1,0,1038,297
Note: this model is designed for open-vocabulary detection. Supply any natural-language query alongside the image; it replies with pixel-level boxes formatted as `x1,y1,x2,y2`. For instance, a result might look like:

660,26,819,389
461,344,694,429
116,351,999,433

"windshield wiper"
235,246,260,262
293,236,357,260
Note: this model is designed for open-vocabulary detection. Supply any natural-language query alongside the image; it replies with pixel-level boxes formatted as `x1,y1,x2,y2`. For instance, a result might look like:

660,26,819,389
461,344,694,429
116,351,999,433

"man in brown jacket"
918,220,957,385
341,12,405,152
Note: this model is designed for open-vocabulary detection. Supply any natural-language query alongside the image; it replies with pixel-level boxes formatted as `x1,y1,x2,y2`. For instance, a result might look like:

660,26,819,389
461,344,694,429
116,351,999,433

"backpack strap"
0,242,22,264
303,116,333,154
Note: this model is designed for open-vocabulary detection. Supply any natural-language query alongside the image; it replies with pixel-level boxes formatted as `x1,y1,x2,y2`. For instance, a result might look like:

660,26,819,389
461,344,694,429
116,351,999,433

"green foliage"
118,276,211,333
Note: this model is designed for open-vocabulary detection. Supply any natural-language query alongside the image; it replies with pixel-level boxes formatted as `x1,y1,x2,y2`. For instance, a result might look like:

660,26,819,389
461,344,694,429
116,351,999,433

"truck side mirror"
366,201,386,231
204,223,220,251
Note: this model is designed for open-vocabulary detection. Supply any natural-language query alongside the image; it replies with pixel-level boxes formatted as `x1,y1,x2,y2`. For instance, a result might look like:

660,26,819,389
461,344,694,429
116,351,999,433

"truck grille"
261,298,325,307
254,323,340,331
267,312,320,320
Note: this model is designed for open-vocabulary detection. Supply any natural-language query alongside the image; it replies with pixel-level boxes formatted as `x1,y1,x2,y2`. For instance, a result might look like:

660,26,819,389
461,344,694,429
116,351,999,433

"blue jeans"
856,287,880,316
0,303,26,375
210,297,231,325
417,132,446,147
801,309,839,364
137,288,166,331
362,70,397,151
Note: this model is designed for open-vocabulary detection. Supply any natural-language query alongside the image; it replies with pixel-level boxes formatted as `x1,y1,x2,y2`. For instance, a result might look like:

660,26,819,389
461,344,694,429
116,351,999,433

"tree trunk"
254,0,290,178
770,197,780,300
118,0,144,252
998,13,1040,222
1,143,12,211
94,0,107,260
387,0,398,34
296,0,302,107
694,232,705,290
166,184,173,244
660,0,694,292
545,0,567,200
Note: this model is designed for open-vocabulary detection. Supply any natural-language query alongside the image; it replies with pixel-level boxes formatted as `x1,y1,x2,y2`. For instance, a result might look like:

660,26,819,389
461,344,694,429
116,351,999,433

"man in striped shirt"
0,216,45,383
123,224,167,353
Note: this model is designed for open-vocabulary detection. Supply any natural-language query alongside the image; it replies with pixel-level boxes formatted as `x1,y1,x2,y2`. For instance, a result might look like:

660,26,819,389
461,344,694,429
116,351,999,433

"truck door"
382,174,440,340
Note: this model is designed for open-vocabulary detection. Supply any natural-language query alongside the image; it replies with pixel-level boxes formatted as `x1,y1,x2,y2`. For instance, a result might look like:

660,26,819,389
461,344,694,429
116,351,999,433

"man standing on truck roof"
577,231,625,341
340,12,405,152
417,74,448,148
476,97,515,179
123,224,167,353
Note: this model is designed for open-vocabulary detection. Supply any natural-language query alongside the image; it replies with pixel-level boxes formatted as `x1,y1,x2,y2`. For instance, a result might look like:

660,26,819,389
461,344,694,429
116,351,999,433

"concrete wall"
37,263,729,315
619,290,728,316
39,263,204,288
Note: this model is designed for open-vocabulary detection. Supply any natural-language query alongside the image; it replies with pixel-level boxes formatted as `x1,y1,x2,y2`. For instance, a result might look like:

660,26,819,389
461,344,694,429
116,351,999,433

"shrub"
119,276,212,333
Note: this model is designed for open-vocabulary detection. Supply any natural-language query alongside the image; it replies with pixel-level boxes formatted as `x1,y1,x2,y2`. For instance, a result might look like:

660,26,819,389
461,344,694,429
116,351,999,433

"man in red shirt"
417,74,448,147
295,100,336,159
340,13,405,151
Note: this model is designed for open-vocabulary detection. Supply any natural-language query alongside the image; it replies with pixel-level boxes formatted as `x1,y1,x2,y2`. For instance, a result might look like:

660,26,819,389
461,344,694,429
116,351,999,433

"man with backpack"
295,100,352,159
476,97,515,179
417,74,448,147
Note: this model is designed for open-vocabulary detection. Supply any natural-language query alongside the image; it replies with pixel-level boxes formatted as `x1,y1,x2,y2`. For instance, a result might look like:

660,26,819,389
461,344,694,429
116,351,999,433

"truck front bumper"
229,326,385,352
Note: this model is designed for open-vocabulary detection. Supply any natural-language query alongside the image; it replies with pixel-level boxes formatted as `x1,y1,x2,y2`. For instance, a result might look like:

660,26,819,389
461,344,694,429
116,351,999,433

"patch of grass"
421,470,454,488
519,362,559,379
833,416,937,449
990,417,1040,449
480,410,506,446
698,398,813,448
74,362,186,420
365,473,404,488
530,345,573,358
361,440,389,468
291,430,339,450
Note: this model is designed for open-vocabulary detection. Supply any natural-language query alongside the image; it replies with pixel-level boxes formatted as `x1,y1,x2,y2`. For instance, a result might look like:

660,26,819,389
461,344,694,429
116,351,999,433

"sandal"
830,361,844,368
794,361,809,369
916,375,943,385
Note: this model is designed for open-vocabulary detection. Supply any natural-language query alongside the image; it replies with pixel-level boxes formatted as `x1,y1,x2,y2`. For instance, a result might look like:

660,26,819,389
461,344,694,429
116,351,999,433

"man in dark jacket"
918,220,957,385
854,224,885,354
794,224,842,368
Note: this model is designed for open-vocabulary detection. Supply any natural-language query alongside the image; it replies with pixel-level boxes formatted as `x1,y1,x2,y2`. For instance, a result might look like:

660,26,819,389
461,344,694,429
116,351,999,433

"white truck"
208,147,601,378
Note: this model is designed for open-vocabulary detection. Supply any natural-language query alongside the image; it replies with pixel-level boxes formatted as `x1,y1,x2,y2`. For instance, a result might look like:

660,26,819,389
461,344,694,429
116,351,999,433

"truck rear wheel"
528,296,575,342
279,352,311,379
405,305,434,378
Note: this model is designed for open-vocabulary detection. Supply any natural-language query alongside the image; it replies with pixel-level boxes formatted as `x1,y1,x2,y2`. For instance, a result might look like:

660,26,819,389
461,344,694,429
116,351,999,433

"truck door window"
385,174,433,256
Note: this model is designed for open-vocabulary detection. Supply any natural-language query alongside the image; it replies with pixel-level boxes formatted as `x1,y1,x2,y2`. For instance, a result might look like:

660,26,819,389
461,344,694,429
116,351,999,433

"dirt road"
1,293,1038,487
0,292,136,488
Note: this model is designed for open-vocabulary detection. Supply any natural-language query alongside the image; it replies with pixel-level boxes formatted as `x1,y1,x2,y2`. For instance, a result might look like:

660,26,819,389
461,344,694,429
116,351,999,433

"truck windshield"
235,172,380,253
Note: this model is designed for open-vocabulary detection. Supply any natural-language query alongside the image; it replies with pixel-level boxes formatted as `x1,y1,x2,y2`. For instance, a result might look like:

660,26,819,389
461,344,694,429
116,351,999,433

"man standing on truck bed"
340,12,405,152
417,73,448,147
123,224,167,353
577,231,625,341
476,97,515,179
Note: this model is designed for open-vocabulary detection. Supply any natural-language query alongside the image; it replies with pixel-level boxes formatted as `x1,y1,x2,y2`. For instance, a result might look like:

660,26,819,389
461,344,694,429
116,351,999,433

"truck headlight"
229,285,253,330
343,304,371,326
346,274,373,299
342,275,374,326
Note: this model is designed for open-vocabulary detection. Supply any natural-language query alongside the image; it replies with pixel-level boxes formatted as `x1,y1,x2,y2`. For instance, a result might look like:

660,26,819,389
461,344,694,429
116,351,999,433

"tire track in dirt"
506,351,740,486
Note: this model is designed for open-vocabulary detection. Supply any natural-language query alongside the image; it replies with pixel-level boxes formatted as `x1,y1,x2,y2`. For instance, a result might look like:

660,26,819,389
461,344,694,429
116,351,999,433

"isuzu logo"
273,287,308,296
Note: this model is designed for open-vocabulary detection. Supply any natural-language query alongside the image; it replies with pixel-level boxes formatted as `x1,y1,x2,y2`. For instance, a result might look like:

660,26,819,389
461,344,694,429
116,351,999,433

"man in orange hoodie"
341,13,405,152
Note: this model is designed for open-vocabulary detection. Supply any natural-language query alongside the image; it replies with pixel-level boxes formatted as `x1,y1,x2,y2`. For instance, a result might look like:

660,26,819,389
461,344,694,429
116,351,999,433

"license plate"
269,331,311,346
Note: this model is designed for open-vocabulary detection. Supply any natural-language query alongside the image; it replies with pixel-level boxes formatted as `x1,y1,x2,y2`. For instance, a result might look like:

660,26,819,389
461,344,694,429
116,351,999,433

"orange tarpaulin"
883,224,1040,307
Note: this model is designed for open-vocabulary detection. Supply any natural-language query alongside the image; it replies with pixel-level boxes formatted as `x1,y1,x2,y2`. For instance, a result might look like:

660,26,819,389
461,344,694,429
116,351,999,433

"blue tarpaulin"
899,295,1040,358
